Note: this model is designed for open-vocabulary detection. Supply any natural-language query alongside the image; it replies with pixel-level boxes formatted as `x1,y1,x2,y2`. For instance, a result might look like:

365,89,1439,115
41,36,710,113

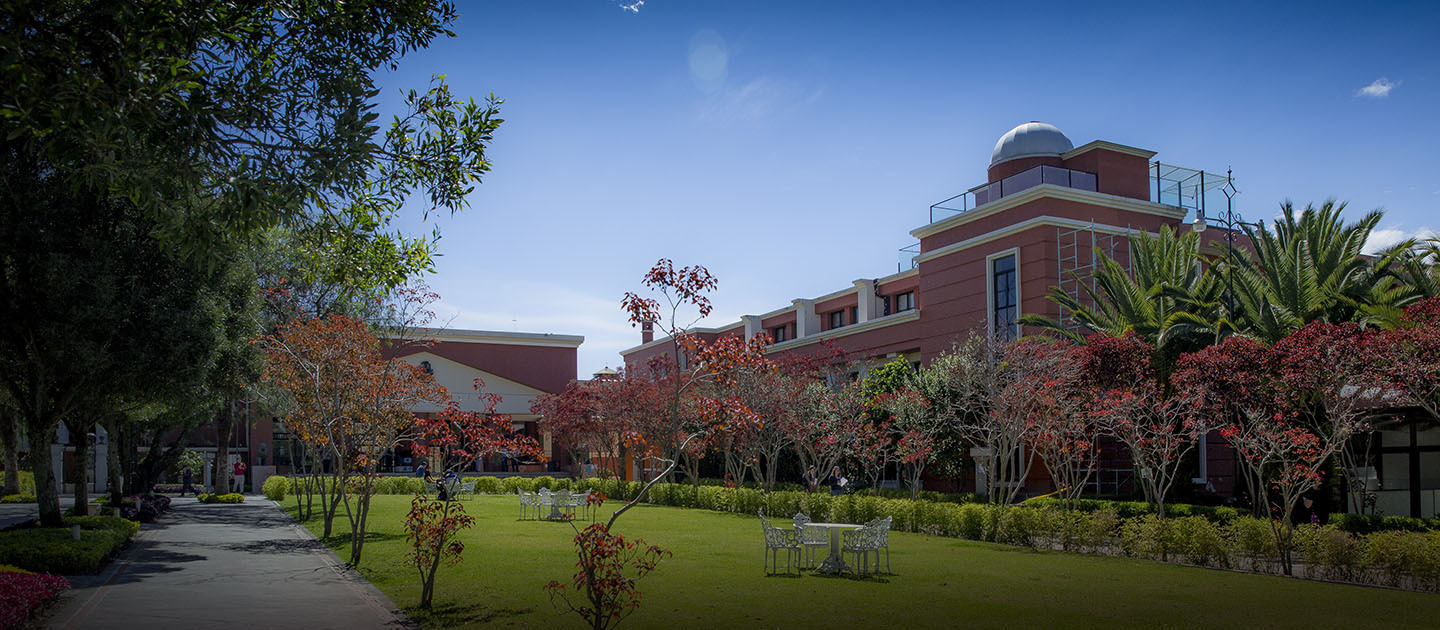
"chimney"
641,320,654,344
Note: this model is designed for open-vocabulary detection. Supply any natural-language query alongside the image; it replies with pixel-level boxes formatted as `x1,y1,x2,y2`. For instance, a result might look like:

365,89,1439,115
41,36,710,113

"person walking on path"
180,467,196,497
232,459,247,494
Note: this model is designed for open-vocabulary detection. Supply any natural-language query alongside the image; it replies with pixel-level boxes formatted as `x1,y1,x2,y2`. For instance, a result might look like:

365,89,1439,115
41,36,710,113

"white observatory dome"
989,122,1074,167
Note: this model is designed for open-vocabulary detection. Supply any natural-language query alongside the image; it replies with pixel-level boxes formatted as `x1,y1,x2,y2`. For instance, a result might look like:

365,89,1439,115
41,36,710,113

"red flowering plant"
1014,341,1098,510
1174,324,1378,576
1379,297,1440,421
546,493,672,630
0,569,69,628
406,383,543,609
1079,333,1206,517
878,387,937,500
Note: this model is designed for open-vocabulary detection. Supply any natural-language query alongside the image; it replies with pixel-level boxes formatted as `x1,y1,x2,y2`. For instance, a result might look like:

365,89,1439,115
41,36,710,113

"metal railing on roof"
928,164,1099,223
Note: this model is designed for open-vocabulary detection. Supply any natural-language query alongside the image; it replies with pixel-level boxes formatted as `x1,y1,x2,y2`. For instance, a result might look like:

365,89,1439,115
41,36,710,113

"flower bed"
0,567,69,629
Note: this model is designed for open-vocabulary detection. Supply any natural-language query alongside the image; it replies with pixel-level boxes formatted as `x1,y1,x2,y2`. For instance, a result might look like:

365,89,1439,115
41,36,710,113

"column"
792,299,818,338
853,279,878,323
742,315,762,341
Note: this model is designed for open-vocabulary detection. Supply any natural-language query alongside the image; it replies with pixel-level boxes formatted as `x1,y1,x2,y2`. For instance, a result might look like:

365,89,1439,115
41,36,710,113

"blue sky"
381,1,1440,378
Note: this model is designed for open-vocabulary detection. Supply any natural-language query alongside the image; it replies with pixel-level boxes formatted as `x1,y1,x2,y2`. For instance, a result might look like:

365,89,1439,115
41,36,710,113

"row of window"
767,291,917,343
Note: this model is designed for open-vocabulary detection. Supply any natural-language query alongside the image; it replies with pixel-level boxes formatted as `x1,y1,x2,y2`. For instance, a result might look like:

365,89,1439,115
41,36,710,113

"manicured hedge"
1,494,36,503
1329,512,1440,535
1022,496,1241,522
262,475,289,501
0,516,138,574
197,493,245,504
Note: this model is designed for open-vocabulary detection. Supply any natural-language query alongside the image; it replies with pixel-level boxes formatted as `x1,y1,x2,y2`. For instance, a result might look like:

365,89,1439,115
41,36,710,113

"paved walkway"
0,498,74,529
45,497,411,630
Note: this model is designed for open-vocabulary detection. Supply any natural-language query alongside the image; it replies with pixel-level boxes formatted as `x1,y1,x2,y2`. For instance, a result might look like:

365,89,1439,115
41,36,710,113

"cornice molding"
910,183,1184,240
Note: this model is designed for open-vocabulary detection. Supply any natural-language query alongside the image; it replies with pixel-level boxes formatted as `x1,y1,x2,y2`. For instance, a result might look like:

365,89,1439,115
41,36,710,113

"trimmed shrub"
997,506,1050,548
1330,512,1440,535
1,494,36,504
473,476,503,494
0,471,36,496
1120,514,1176,561
501,476,534,494
0,518,134,574
1172,516,1228,567
552,477,572,491
262,475,288,501
1294,524,1361,582
197,493,244,504
531,476,556,491
1227,517,1280,573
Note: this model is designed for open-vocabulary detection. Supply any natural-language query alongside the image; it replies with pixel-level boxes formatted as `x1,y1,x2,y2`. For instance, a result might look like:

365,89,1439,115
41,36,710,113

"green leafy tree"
1,1,503,290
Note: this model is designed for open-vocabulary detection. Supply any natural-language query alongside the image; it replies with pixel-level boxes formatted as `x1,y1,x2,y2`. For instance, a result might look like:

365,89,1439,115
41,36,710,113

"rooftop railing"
928,164,1098,223
898,243,921,272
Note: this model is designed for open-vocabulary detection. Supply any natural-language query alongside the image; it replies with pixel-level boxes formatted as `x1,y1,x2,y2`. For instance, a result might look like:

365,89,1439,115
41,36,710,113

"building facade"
619,122,1260,505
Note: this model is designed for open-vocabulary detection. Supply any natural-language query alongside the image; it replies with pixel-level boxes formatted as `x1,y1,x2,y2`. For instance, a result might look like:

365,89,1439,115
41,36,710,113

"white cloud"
618,1,644,14
1364,226,1436,254
700,76,825,122
1356,77,1400,98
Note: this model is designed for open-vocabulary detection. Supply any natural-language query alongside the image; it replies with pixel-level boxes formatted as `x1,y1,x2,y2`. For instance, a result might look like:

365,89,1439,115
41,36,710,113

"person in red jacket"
232,459,247,494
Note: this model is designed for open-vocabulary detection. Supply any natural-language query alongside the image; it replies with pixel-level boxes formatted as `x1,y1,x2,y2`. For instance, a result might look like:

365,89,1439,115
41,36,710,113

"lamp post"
1192,168,1261,321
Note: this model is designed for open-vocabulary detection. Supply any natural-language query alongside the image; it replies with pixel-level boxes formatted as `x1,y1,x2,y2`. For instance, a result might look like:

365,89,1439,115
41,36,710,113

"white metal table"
804,522,863,574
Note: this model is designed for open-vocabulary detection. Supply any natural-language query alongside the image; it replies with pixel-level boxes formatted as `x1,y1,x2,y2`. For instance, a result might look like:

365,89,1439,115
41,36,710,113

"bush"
0,471,36,496
501,476,534,494
1227,517,1280,572
552,477,572,491
1,494,36,504
1330,512,1440,535
0,521,133,574
473,476,503,494
1120,514,1177,561
531,476,555,490
1171,516,1228,567
996,506,1046,548
262,475,289,501
0,569,69,628
197,493,244,504
1294,524,1361,581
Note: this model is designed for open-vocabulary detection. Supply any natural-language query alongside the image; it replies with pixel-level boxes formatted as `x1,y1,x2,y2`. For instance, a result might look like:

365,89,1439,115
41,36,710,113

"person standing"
180,466,196,497
825,466,848,497
232,459,247,494
803,466,819,493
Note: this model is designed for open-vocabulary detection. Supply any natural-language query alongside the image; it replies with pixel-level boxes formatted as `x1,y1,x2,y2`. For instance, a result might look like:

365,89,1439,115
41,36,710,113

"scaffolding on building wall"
1055,223,1131,332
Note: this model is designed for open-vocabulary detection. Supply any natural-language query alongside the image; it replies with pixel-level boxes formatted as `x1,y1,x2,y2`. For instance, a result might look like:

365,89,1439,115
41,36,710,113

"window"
772,325,788,343
849,306,858,325
896,291,914,312
991,253,1018,340
829,310,845,329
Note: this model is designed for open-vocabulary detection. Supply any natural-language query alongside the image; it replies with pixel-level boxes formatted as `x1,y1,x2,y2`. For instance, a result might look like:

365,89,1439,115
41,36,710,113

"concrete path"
45,497,411,630
0,498,74,529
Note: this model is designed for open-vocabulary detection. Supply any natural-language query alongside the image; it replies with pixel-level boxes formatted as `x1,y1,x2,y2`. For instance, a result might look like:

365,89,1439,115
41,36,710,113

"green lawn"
288,495,1440,629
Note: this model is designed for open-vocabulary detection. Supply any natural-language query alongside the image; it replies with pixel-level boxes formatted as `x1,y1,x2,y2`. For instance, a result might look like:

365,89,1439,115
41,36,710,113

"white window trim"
986,247,1021,339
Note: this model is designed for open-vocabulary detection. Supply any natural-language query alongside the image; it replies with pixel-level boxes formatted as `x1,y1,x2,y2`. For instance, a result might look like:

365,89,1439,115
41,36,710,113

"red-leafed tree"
790,380,868,487
732,367,802,490
877,387,936,500
533,372,660,481
1079,333,1206,517
407,383,543,608
850,418,894,496
1381,297,1440,423
1175,324,1378,575
1018,341,1097,510
620,260,773,487
550,260,770,630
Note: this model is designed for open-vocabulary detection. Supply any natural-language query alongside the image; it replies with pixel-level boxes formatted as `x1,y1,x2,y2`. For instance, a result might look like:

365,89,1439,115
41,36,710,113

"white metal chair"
759,511,802,575
842,519,887,578
458,479,477,500
792,511,829,569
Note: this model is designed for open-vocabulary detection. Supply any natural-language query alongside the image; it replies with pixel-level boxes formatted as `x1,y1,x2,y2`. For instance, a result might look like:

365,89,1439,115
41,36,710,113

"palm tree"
1020,225,1225,350
1224,201,1394,342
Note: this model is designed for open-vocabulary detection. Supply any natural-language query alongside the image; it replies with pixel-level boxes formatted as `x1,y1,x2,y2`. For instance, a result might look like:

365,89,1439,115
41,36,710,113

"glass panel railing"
898,243,921,272
927,164,1099,224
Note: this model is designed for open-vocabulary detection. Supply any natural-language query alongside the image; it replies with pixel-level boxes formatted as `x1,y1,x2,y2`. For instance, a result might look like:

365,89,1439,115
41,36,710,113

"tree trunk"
1,413,20,496
68,417,92,517
103,416,123,506
214,405,233,494
25,419,62,527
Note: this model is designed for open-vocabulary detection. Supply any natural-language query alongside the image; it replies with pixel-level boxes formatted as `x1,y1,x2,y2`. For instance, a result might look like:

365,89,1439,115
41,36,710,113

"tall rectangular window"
772,325,788,343
849,306,858,326
829,310,845,329
896,291,914,312
992,254,1017,340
